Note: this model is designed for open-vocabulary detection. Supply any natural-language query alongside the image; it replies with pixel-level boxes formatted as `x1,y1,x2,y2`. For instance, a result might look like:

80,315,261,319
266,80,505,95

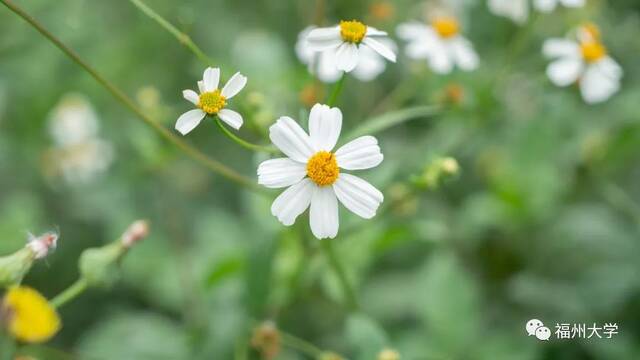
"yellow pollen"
2,286,61,343
340,20,367,44
198,90,226,115
581,42,606,63
433,17,460,38
306,151,339,186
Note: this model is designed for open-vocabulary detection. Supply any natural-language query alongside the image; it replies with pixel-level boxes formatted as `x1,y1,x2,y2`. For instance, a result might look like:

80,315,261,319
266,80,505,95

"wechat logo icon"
526,319,551,341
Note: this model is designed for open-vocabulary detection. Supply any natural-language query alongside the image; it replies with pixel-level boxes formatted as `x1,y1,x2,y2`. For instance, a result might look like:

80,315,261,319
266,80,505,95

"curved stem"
320,240,359,311
128,0,214,66
280,332,325,358
215,118,278,154
0,0,264,194
50,278,88,309
326,74,346,106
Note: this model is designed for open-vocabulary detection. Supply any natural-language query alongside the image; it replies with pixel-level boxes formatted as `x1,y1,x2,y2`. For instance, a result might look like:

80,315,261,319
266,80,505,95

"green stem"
280,332,325,358
215,118,278,154
326,74,346,106
0,0,264,194
50,278,88,309
320,240,359,311
128,0,214,66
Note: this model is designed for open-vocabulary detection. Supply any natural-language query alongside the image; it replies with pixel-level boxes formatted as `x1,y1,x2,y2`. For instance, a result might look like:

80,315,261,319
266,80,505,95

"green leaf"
205,255,245,288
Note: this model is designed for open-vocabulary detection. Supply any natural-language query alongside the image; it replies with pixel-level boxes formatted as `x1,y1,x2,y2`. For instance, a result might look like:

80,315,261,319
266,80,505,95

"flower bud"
121,220,149,248
378,348,401,360
413,156,460,189
27,232,58,259
250,321,281,360
0,232,59,288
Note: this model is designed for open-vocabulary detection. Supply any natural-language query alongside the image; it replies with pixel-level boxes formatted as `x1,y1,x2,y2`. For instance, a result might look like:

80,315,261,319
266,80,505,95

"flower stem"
326,74,347,106
128,0,214,66
0,0,265,194
50,278,88,309
280,331,325,358
215,118,278,154
320,239,359,311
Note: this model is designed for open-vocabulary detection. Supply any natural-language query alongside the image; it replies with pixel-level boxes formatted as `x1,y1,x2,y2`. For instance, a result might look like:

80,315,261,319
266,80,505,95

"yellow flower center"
433,17,459,38
581,22,601,42
2,286,61,343
198,90,226,115
581,42,606,63
340,20,367,44
306,151,339,186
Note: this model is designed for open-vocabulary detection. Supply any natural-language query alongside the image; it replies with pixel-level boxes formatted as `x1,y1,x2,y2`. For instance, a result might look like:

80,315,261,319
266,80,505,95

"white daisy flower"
305,20,396,73
488,0,585,24
397,16,479,74
258,104,384,239
543,25,622,104
175,67,247,135
296,26,396,83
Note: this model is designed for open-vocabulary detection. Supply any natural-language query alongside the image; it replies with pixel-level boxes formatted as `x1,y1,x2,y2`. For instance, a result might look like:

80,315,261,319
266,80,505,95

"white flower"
488,0,584,24
296,26,396,83
27,232,58,259
397,17,479,74
258,104,384,239
175,67,247,135
543,28,622,104
48,94,99,146
305,20,396,74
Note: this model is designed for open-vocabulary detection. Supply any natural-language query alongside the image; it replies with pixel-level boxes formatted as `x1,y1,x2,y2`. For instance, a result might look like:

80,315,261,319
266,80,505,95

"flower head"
1,286,61,343
305,21,396,73
397,16,478,74
250,321,281,360
175,67,247,135
27,232,58,260
543,25,623,104
258,104,384,239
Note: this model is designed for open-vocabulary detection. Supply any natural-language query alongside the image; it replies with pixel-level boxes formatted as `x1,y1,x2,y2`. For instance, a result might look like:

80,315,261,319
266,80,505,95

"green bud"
78,242,125,288
413,156,460,190
0,247,35,288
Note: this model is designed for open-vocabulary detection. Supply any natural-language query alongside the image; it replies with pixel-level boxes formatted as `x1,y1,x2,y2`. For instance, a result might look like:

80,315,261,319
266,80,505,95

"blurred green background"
1,0,640,359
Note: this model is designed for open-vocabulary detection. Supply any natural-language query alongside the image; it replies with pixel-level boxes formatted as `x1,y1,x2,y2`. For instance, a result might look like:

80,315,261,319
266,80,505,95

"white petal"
271,179,314,226
269,117,315,163
258,158,307,189
217,109,243,130
221,72,247,99
449,37,479,71
175,109,206,135
315,51,343,83
333,174,383,219
308,104,342,151
428,42,454,74
183,89,199,105
309,186,339,239
534,0,557,12
396,22,430,41
335,43,359,72
362,37,396,63
489,0,529,24
598,56,623,79
542,39,580,59
307,27,343,51
197,81,206,94
546,58,583,87
203,67,220,92
352,46,387,81
365,26,387,37
580,64,620,104
335,136,383,170
296,26,316,64
561,0,584,7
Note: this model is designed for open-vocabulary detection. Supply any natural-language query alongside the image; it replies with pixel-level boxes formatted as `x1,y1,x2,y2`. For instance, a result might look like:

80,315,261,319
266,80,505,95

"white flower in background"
258,104,384,239
175,67,247,135
543,24,622,104
305,20,396,73
47,94,114,184
296,26,396,83
488,0,585,24
397,16,479,74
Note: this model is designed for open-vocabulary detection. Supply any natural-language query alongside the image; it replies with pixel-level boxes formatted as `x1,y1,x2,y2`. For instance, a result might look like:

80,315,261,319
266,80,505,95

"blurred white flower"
27,231,59,259
175,67,247,135
543,25,622,104
258,104,384,239
488,0,584,24
305,20,396,74
296,26,396,83
47,94,114,184
397,16,479,74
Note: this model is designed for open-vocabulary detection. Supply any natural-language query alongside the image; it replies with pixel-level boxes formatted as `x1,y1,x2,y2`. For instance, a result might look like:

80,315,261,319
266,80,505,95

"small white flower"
543,26,622,104
296,26,396,83
397,17,479,74
258,104,384,239
305,20,396,74
534,0,585,13
175,67,247,135
488,0,584,24
27,232,59,259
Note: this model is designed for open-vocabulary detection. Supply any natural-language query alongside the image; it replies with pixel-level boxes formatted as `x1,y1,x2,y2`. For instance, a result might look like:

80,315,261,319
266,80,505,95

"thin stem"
0,0,264,194
50,278,88,309
128,0,214,66
215,118,278,154
280,332,325,358
326,74,346,106
320,240,359,311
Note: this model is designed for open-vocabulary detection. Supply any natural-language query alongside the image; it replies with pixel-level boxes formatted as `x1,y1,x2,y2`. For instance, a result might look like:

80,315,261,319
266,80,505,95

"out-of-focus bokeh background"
1,0,640,358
